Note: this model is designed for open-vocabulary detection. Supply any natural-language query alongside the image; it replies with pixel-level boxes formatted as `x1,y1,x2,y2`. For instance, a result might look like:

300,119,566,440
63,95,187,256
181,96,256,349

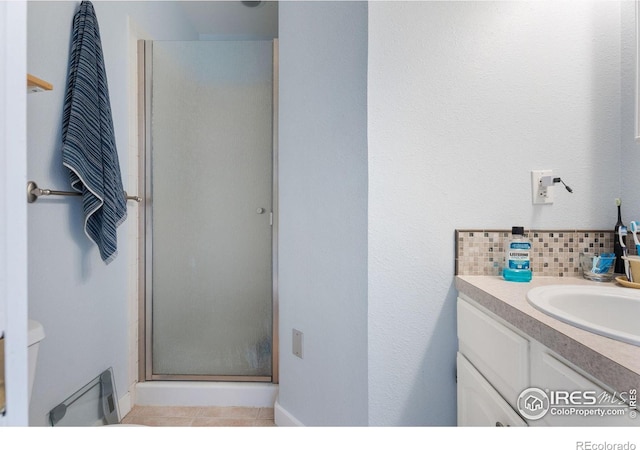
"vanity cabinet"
457,293,636,427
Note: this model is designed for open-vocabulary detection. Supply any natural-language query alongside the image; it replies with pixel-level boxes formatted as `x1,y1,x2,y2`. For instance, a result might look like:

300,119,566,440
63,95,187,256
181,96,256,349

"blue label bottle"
503,226,532,282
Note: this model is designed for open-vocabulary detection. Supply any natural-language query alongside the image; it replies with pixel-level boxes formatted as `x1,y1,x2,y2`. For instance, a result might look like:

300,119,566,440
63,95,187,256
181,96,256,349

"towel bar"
27,181,141,204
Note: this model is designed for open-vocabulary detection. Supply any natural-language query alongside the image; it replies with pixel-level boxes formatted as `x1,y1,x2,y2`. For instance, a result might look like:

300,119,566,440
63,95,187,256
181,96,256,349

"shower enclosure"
138,40,278,383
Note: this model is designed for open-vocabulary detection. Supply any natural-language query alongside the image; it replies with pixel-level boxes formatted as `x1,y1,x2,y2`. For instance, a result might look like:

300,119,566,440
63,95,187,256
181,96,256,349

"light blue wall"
27,1,197,426
278,1,369,426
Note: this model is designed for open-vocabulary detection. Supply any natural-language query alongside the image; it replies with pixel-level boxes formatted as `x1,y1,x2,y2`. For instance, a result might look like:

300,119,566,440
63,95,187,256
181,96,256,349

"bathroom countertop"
455,275,640,395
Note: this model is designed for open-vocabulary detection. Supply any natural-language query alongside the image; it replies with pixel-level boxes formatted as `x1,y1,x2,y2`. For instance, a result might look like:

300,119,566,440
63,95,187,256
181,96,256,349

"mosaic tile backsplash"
455,229,634,277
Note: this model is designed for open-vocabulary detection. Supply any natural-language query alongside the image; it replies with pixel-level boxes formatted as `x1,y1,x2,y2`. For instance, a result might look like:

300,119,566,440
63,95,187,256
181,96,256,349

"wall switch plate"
531,169,554,204
292,329,303,359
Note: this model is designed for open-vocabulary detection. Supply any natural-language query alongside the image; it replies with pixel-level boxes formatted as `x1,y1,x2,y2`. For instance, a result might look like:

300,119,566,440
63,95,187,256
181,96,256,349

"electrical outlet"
292,329,303,359
531,170,554,205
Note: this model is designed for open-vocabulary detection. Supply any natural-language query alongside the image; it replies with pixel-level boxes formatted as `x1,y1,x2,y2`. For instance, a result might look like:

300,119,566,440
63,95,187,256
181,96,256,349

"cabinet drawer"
530,345,637,426
457,297,529,408
457,353,527,426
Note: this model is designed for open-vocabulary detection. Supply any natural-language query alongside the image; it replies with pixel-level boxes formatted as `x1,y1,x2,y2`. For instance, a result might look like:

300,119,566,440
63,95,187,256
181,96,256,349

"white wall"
278,1,369,426
26,1,197,426
368,1,622,425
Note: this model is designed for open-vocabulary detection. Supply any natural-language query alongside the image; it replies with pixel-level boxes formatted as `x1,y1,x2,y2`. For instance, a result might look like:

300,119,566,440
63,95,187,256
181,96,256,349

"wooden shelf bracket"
27,74,53,93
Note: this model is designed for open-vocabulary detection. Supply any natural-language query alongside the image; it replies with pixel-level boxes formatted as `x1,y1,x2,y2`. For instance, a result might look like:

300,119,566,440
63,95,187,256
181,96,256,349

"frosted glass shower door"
149,41,273,379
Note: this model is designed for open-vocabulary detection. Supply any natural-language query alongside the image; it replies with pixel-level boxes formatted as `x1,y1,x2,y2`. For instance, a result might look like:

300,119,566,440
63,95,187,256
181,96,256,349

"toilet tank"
28,320,45,402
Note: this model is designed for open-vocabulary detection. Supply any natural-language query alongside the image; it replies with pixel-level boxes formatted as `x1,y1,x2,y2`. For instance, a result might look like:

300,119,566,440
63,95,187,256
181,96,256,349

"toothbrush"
619,225,633,282
591,253,615,274
630,221,640,255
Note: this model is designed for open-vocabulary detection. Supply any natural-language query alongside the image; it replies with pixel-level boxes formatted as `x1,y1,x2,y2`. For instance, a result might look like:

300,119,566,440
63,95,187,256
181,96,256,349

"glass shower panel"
151,41,273,378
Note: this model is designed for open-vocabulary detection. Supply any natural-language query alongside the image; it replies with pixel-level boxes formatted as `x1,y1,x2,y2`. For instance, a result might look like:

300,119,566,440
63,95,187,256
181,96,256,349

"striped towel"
62,1,126,264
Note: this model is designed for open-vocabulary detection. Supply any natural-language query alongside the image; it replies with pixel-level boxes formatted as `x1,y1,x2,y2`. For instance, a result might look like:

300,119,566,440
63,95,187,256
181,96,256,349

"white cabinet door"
457,296,529,409
457,352,528,427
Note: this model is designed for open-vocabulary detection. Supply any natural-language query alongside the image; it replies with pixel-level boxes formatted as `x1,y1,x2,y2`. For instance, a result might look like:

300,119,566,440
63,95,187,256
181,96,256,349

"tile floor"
121,406,275,427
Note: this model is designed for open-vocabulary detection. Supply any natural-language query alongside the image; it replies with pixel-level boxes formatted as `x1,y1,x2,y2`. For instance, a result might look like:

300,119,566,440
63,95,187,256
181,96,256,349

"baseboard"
274,397,304,426
118,391,133,419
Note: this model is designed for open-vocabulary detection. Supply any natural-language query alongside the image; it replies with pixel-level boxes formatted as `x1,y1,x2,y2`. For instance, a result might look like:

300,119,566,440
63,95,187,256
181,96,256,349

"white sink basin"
526,285,640,346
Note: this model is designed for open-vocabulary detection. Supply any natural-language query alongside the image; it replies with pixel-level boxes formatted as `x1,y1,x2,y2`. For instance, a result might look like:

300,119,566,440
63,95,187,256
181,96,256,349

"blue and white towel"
61,1,126,264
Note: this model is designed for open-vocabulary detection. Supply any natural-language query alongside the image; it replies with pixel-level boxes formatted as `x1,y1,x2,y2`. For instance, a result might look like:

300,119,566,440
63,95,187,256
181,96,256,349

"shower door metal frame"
137,40,279,383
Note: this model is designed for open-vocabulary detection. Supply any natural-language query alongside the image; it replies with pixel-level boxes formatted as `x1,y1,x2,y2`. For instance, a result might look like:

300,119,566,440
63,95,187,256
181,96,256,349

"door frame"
0,0,29,426
136,40,279,383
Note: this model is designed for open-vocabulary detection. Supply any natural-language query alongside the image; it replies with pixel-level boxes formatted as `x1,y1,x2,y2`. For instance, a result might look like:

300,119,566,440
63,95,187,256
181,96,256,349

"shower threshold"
134,380,278,408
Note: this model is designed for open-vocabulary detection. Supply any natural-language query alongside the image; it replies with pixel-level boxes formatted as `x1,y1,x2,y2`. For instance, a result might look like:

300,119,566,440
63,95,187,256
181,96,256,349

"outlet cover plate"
292,329,303,359
531,169,553,204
